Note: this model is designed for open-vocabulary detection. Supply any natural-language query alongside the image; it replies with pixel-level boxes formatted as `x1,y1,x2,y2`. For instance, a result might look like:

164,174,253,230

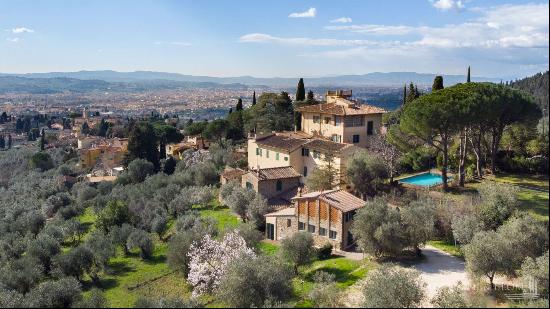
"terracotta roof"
303,139,352,154
292,190,365,212
252,166,302,181
295,102,386,116
221,168,246,179
255,134,308,152
264,207,295,217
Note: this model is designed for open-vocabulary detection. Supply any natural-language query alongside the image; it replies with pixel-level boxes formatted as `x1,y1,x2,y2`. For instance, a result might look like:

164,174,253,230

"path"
412,245,469,299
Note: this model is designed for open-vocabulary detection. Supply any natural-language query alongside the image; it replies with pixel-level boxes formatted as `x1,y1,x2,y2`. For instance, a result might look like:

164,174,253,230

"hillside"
1,70,502,87
0,75,251,94
509,71,549,116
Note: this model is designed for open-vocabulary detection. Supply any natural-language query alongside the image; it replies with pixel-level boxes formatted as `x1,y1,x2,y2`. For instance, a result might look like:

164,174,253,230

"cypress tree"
296,78,305,101
0,135,5,149
228,107,233,114
415,85,420,98
8,134,12,149
406,82,417,103
252,91,256,105
40,129,45,151
432,76,444,91
236,98,243,111
467,66,471,83
402,85,407,105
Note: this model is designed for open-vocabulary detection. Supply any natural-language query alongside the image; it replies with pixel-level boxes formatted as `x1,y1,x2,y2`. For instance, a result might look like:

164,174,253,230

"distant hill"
1,70,502,88
0,75,252,94
509,71,549,116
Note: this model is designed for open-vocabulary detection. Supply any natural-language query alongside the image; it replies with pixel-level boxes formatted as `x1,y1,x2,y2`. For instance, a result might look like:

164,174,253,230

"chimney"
297,187,302,197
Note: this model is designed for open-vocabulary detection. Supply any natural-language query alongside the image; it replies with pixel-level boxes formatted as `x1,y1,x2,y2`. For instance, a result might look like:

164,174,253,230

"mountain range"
0,70,502,88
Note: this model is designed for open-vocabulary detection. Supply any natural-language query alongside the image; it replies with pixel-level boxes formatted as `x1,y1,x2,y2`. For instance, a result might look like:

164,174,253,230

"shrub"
126,229,154,259
317,243,333,260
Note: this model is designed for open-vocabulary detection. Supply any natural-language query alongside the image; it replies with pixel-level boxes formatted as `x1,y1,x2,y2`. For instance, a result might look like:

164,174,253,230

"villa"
295,90,386,148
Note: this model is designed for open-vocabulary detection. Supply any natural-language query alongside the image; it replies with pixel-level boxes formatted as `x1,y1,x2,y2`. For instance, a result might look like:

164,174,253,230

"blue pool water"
398,173,447,187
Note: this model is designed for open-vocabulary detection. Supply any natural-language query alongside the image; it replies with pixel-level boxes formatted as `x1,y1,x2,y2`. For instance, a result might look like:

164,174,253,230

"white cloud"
241,3,548,77
325,3,549,49
154,41,192,46
289,8,316,18
11,27,34,34
430,0,465,11
325,24,415,36
330,17,352,23
239,33,382,47
6,38,20,43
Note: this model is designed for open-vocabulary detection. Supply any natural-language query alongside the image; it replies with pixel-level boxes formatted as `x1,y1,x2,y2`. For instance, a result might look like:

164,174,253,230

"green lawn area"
427,240,463,258
292,257,377,307
77,203,242,308
87,242,191,308
198,206,241,234
490,173,549,221
258,241,279,255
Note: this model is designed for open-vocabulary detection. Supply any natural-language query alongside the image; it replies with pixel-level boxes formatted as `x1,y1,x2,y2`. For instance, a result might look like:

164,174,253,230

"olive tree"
280,232,316,274
126,229,154,259
217,255,293,307
346,151,388,198
361,264,426,308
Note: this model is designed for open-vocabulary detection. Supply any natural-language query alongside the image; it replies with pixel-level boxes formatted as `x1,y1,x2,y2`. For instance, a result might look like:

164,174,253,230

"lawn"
490,173,549,221
292,257,377,307
258,241,279,255
88,241,192,308
198,206,241,234
427,240,463,258
78,203,244,308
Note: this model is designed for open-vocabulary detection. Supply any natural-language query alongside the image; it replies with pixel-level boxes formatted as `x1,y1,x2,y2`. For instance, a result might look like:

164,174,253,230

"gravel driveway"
412,245,469,299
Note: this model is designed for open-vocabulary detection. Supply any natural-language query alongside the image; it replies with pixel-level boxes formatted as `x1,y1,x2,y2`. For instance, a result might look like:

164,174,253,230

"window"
245,182,254,190
319,227,327,236
266,150,270,158
276,180,283,191
352,134,360,143
334,116,342,126
324,117,331,124
256,148,262,156
298,221,305,230
287,219,292,227
308,224,316,234
302,148,310,156
331,134,342,143
303,166,308,177
284,156,289,161
367,121,374,135
329,230,337,239
344,210,356,222
276,152,279,160
313,115,321,124
344,115,365,127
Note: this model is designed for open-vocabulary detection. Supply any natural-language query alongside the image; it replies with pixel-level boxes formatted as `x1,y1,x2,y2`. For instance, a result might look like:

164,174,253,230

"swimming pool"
398,172,447,187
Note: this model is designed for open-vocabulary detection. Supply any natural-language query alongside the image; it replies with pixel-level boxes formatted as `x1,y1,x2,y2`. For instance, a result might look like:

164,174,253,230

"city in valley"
0,1,548,308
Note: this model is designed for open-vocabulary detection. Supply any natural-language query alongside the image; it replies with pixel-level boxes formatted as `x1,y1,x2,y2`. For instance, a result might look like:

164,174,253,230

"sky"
0,0,548,79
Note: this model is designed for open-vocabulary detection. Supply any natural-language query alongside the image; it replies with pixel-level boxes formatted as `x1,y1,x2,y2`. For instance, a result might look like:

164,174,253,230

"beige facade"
241,170,301,201
297,90,386,149
247,133,361,185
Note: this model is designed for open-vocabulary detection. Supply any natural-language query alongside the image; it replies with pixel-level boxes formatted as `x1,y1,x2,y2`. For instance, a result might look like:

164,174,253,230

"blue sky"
0,0,548,79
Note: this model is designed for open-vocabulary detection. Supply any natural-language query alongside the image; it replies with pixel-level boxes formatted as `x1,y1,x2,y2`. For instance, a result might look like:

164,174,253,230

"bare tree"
371,135,401,183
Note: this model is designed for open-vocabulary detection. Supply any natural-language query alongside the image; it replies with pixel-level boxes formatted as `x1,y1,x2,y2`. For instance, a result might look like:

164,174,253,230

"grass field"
78,205,244,307
292,257,377,307
427,240,463,258
490,173,549,221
